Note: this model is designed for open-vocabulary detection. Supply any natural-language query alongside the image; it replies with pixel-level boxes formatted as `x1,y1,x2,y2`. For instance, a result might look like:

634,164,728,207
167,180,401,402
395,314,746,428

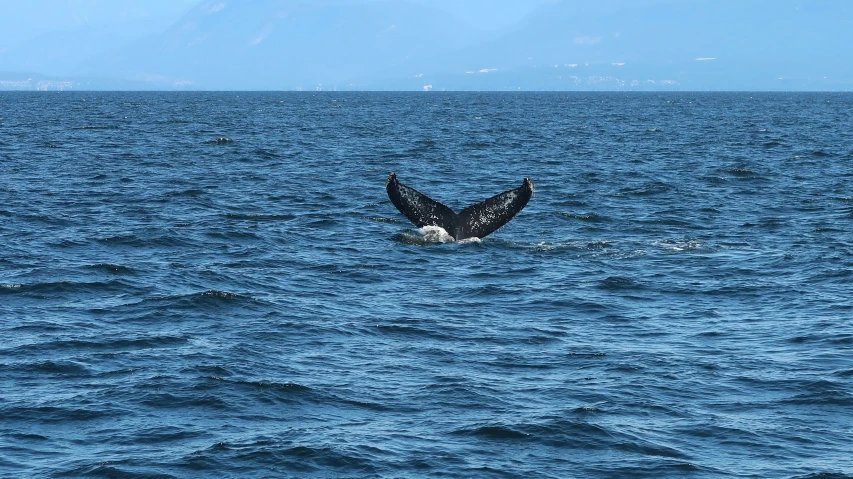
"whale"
385,172,534,241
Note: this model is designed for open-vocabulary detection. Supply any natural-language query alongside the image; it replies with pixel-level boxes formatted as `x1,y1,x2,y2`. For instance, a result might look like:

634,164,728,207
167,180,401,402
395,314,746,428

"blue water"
1,91,852,478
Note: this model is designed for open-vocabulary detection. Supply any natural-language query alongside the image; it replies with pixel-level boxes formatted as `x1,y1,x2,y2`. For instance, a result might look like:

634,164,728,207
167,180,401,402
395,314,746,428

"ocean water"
1,91,852,478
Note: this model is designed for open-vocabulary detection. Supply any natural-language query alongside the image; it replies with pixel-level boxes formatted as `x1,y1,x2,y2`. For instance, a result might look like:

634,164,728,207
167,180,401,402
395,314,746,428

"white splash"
654,239,702,252
420,225,455,243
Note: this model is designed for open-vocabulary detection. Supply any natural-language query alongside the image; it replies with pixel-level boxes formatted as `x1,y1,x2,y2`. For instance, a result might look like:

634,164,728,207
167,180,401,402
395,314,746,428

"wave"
366,216,400,223
725,167,767,180
180,442,378,474
0,280,133,296
652,238,705,252
597,275,645,290
224,213,296,222
559,212,609,222
72,125,118,130
108,290,262,315
91,233,192,248
454,425,531,440
566,352,607,359
216,378,312,392
253,148,281,159
2,404,119,423
615,181,672,197
375,323,451,340
84,263,135,275
7,335,188,355
55,462,179,479
205,230,262,241
166,188,207,197
792,474,853,479
13,360,92,376
157,290,251,306
139,391,231,410
201,376,393,412
392,225,457,245
782,381,853,406
204,376,313,403
454,419,689,459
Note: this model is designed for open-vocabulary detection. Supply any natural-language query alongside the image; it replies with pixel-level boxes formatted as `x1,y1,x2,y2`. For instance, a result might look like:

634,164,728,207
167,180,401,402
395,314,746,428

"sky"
404,0,558,30
0,0,200,50
1,0,849,90
0,0,555,51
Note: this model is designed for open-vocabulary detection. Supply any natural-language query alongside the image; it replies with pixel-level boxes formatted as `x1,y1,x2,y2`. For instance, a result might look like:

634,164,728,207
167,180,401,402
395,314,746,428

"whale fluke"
385,173,533,241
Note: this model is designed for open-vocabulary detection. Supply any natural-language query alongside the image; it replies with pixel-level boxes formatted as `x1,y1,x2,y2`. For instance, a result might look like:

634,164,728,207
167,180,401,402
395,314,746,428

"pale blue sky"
1,1,849,90
0,0,198,49
0,0,555,51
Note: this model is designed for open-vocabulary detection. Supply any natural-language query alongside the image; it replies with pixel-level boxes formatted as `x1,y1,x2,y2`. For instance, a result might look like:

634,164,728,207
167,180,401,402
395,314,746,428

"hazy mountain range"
2,0,851,91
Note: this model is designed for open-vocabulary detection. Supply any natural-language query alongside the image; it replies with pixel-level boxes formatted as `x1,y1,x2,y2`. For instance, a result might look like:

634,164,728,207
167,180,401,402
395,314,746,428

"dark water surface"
1,92,852,478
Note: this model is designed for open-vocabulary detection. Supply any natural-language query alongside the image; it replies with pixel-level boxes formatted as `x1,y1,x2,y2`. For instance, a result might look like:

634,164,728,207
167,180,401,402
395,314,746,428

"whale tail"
385,173,533,241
